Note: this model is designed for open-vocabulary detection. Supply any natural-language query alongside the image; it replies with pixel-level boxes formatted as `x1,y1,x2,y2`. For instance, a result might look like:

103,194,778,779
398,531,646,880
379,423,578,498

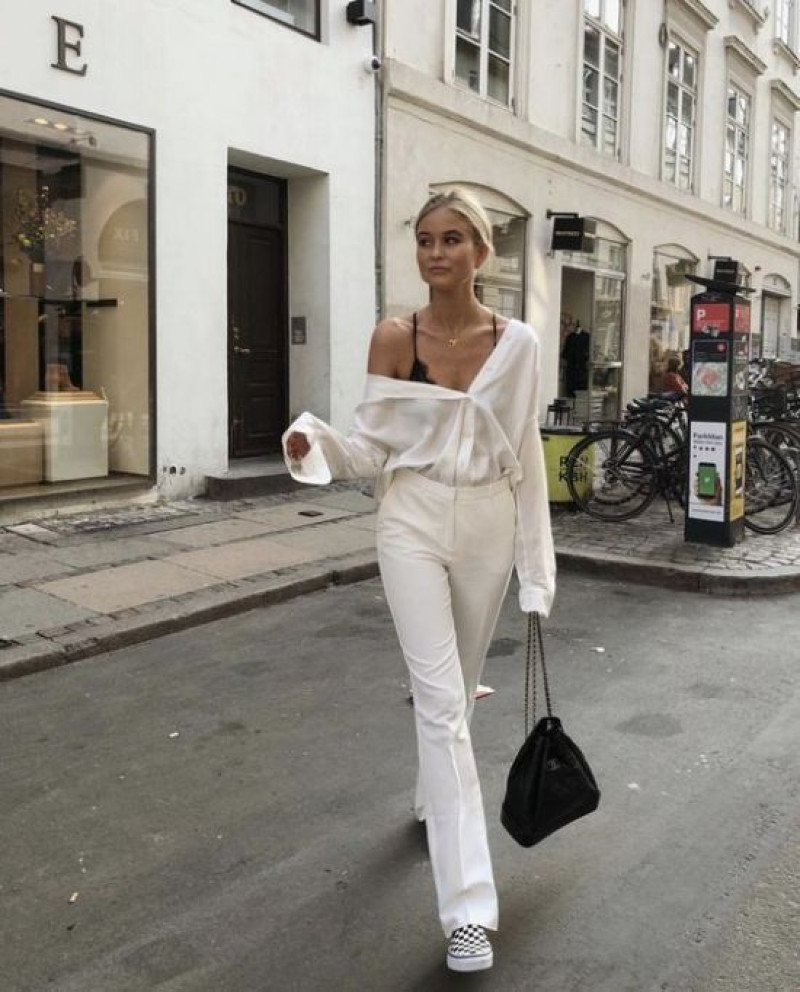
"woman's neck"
425,291,486,331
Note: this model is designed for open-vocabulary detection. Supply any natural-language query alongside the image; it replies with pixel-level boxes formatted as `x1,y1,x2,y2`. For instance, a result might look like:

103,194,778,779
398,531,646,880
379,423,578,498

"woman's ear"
474,242,490,270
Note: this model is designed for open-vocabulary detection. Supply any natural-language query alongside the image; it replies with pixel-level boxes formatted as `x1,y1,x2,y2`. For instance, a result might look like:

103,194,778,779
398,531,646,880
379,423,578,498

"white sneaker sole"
446,949,493,973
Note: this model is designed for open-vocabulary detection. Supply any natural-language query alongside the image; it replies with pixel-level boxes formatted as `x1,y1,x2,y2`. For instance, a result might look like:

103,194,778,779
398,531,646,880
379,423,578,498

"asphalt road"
2,571,799,991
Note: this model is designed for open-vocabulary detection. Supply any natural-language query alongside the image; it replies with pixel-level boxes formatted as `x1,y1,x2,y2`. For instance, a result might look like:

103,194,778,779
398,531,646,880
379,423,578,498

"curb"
2,545,798,683
0,554,380,683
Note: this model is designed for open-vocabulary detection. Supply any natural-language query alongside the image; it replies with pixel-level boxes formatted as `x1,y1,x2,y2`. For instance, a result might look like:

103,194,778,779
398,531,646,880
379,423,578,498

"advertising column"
684,267,750,546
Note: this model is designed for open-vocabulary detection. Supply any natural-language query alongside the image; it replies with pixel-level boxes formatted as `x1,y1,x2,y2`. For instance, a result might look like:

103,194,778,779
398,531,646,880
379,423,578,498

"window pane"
727,88,737,120
681,92,694,127
487,54,510,103
666,81,679,118
739,94,750,127
489,8,511,59
0,94,152,490
455,37,481,92
585,0,601,17
679,157,691,189
683,52,696,89
679,123,692,158
605,39,619,78
456,0,482,39
603,78,618,117
584,66,599,108
584,23,601,67
238,0,317,34
604,0,621,34
492,0,513,11
582,104,599,143
665,116,677,152
668,42,681,78
602,115,617,155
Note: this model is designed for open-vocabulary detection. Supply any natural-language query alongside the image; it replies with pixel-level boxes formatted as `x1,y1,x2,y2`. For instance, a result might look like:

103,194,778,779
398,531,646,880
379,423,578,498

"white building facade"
0,1,377,507
380,0,800,421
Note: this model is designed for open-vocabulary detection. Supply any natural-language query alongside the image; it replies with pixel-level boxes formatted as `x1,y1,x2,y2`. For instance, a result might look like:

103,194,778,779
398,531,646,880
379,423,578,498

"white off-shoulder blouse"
282,319,556,616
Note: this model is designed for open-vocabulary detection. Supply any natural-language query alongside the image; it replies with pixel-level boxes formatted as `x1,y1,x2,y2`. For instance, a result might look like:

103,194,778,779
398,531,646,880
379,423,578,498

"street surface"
2,571,799,991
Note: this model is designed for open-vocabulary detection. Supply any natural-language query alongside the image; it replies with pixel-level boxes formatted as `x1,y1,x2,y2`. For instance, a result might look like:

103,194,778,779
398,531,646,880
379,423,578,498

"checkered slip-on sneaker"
446,924,493,972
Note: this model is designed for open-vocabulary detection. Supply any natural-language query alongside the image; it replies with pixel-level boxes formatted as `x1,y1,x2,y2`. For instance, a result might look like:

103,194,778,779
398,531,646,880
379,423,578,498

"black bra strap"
412,312,418,360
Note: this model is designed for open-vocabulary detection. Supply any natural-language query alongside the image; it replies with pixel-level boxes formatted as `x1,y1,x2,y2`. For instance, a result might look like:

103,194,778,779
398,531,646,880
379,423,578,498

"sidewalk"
1,482,800,681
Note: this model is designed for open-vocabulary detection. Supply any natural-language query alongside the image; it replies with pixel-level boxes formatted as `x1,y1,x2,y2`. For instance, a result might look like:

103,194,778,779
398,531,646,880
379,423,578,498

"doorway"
227,169,287,458
559,265,625,422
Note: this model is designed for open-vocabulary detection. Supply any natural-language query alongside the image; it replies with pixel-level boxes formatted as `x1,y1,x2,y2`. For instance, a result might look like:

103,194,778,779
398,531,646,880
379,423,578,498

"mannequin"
561,320,591,397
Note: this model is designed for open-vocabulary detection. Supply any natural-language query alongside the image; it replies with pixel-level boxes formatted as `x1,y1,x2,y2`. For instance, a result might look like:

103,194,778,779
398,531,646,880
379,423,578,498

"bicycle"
565,399,798,535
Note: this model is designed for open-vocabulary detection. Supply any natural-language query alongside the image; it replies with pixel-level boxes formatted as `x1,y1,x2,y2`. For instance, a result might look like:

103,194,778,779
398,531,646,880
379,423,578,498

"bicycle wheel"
565,428,658,521
744,436,798,535
750,421,800,476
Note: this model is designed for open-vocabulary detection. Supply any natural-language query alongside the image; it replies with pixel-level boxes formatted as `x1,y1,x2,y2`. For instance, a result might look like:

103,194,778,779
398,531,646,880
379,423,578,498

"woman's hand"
285,431,311,462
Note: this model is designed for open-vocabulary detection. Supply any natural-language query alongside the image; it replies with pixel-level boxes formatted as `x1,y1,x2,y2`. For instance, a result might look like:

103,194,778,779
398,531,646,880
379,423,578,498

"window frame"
581,0,625,158
453,0,517,109
768,115,792,234
775,0,796,46
722,78,753,216
231,0,320,41
661,34,700,193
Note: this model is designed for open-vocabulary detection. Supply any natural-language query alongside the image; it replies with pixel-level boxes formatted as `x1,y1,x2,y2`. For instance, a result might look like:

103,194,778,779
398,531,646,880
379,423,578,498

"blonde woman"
284,188,555,973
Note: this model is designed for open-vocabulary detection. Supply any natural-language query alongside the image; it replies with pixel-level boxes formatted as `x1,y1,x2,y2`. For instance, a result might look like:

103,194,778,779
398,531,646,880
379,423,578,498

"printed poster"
688,421,726,522
729,421,746,521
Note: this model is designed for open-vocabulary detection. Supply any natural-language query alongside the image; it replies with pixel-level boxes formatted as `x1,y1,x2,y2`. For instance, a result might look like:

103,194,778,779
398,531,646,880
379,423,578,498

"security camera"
364,55,382,72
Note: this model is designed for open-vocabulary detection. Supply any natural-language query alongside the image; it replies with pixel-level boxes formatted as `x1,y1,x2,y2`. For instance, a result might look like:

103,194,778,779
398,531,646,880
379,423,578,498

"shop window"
559,224,628,422
0,95,151,493
454,0,516,107
232,0,319,37
474,209,526,320
649,247,697,394
776,0,796,47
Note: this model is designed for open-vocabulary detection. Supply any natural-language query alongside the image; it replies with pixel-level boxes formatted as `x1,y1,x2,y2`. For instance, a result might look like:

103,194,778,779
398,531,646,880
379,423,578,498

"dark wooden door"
228,222,287,457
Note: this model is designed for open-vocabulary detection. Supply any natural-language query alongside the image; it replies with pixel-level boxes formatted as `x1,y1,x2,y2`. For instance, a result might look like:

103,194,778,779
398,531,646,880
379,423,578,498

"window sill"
727,0,767,31
773,38,800,73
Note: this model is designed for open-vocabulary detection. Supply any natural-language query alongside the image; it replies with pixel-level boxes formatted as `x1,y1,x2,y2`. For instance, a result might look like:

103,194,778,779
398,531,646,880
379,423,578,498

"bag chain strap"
525,612,554,738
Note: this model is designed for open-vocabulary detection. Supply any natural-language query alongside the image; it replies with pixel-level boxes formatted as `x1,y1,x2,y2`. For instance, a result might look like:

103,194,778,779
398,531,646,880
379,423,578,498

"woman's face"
415,207,488,291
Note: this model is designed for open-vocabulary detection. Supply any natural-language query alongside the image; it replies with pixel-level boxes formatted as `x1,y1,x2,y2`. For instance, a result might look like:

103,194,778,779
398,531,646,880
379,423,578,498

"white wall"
2,0,376,497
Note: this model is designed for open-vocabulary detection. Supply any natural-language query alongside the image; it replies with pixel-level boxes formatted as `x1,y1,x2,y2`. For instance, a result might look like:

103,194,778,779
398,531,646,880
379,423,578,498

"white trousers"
376,469,515,937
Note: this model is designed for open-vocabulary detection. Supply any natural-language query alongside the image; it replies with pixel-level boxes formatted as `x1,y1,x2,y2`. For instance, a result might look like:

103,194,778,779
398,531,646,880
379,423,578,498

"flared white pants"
376,469,516,937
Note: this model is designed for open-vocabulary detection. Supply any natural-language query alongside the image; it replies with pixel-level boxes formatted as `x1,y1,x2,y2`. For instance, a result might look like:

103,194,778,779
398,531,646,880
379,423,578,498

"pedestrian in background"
283,187,555,973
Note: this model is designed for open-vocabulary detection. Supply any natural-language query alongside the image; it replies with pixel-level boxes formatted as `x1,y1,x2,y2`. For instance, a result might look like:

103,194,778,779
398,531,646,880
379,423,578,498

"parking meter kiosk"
684,263,751,547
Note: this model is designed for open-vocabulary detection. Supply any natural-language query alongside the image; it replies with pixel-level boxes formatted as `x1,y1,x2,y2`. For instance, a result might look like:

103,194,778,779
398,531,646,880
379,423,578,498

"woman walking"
284,188,555,973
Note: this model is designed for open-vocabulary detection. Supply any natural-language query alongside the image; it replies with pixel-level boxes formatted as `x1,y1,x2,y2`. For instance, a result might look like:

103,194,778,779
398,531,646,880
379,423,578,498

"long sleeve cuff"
518,584,553,617
282,413,333,485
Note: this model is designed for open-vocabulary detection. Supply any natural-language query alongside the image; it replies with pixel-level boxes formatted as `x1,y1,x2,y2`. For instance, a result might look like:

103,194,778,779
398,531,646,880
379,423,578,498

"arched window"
428,183,528,319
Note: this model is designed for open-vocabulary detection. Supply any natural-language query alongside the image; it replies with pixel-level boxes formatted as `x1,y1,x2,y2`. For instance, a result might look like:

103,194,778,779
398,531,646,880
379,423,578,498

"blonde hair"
415,187,494,252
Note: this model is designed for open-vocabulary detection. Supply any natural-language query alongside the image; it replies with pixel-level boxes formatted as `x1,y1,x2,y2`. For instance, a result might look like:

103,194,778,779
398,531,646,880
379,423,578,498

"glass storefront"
0,94,151,493
559,232,627,421
648,248,695,394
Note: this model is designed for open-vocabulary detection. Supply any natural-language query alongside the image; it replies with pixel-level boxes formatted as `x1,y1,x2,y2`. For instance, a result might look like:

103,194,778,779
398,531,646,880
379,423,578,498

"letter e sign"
51,16,88,76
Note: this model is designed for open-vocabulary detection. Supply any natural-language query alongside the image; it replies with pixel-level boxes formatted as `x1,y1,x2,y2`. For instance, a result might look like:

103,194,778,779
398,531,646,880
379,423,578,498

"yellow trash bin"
540,426,589,503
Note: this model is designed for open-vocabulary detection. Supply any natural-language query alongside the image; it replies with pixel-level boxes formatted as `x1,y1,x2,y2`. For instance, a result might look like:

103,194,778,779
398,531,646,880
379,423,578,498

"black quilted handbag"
501,613,601,848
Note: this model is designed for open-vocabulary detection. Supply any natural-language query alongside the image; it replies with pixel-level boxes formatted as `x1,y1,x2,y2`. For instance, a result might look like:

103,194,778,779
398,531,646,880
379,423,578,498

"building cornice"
669,0,718,32
384,59,800,260
724,35,768,74
728,0,767,31
771,78,800,111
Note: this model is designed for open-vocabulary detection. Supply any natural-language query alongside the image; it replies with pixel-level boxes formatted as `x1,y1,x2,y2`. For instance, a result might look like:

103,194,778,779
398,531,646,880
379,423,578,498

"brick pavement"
0,483,798,681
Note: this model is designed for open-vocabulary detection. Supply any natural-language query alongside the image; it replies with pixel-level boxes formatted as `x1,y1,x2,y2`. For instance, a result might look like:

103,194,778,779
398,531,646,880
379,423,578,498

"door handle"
233,345,252,355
